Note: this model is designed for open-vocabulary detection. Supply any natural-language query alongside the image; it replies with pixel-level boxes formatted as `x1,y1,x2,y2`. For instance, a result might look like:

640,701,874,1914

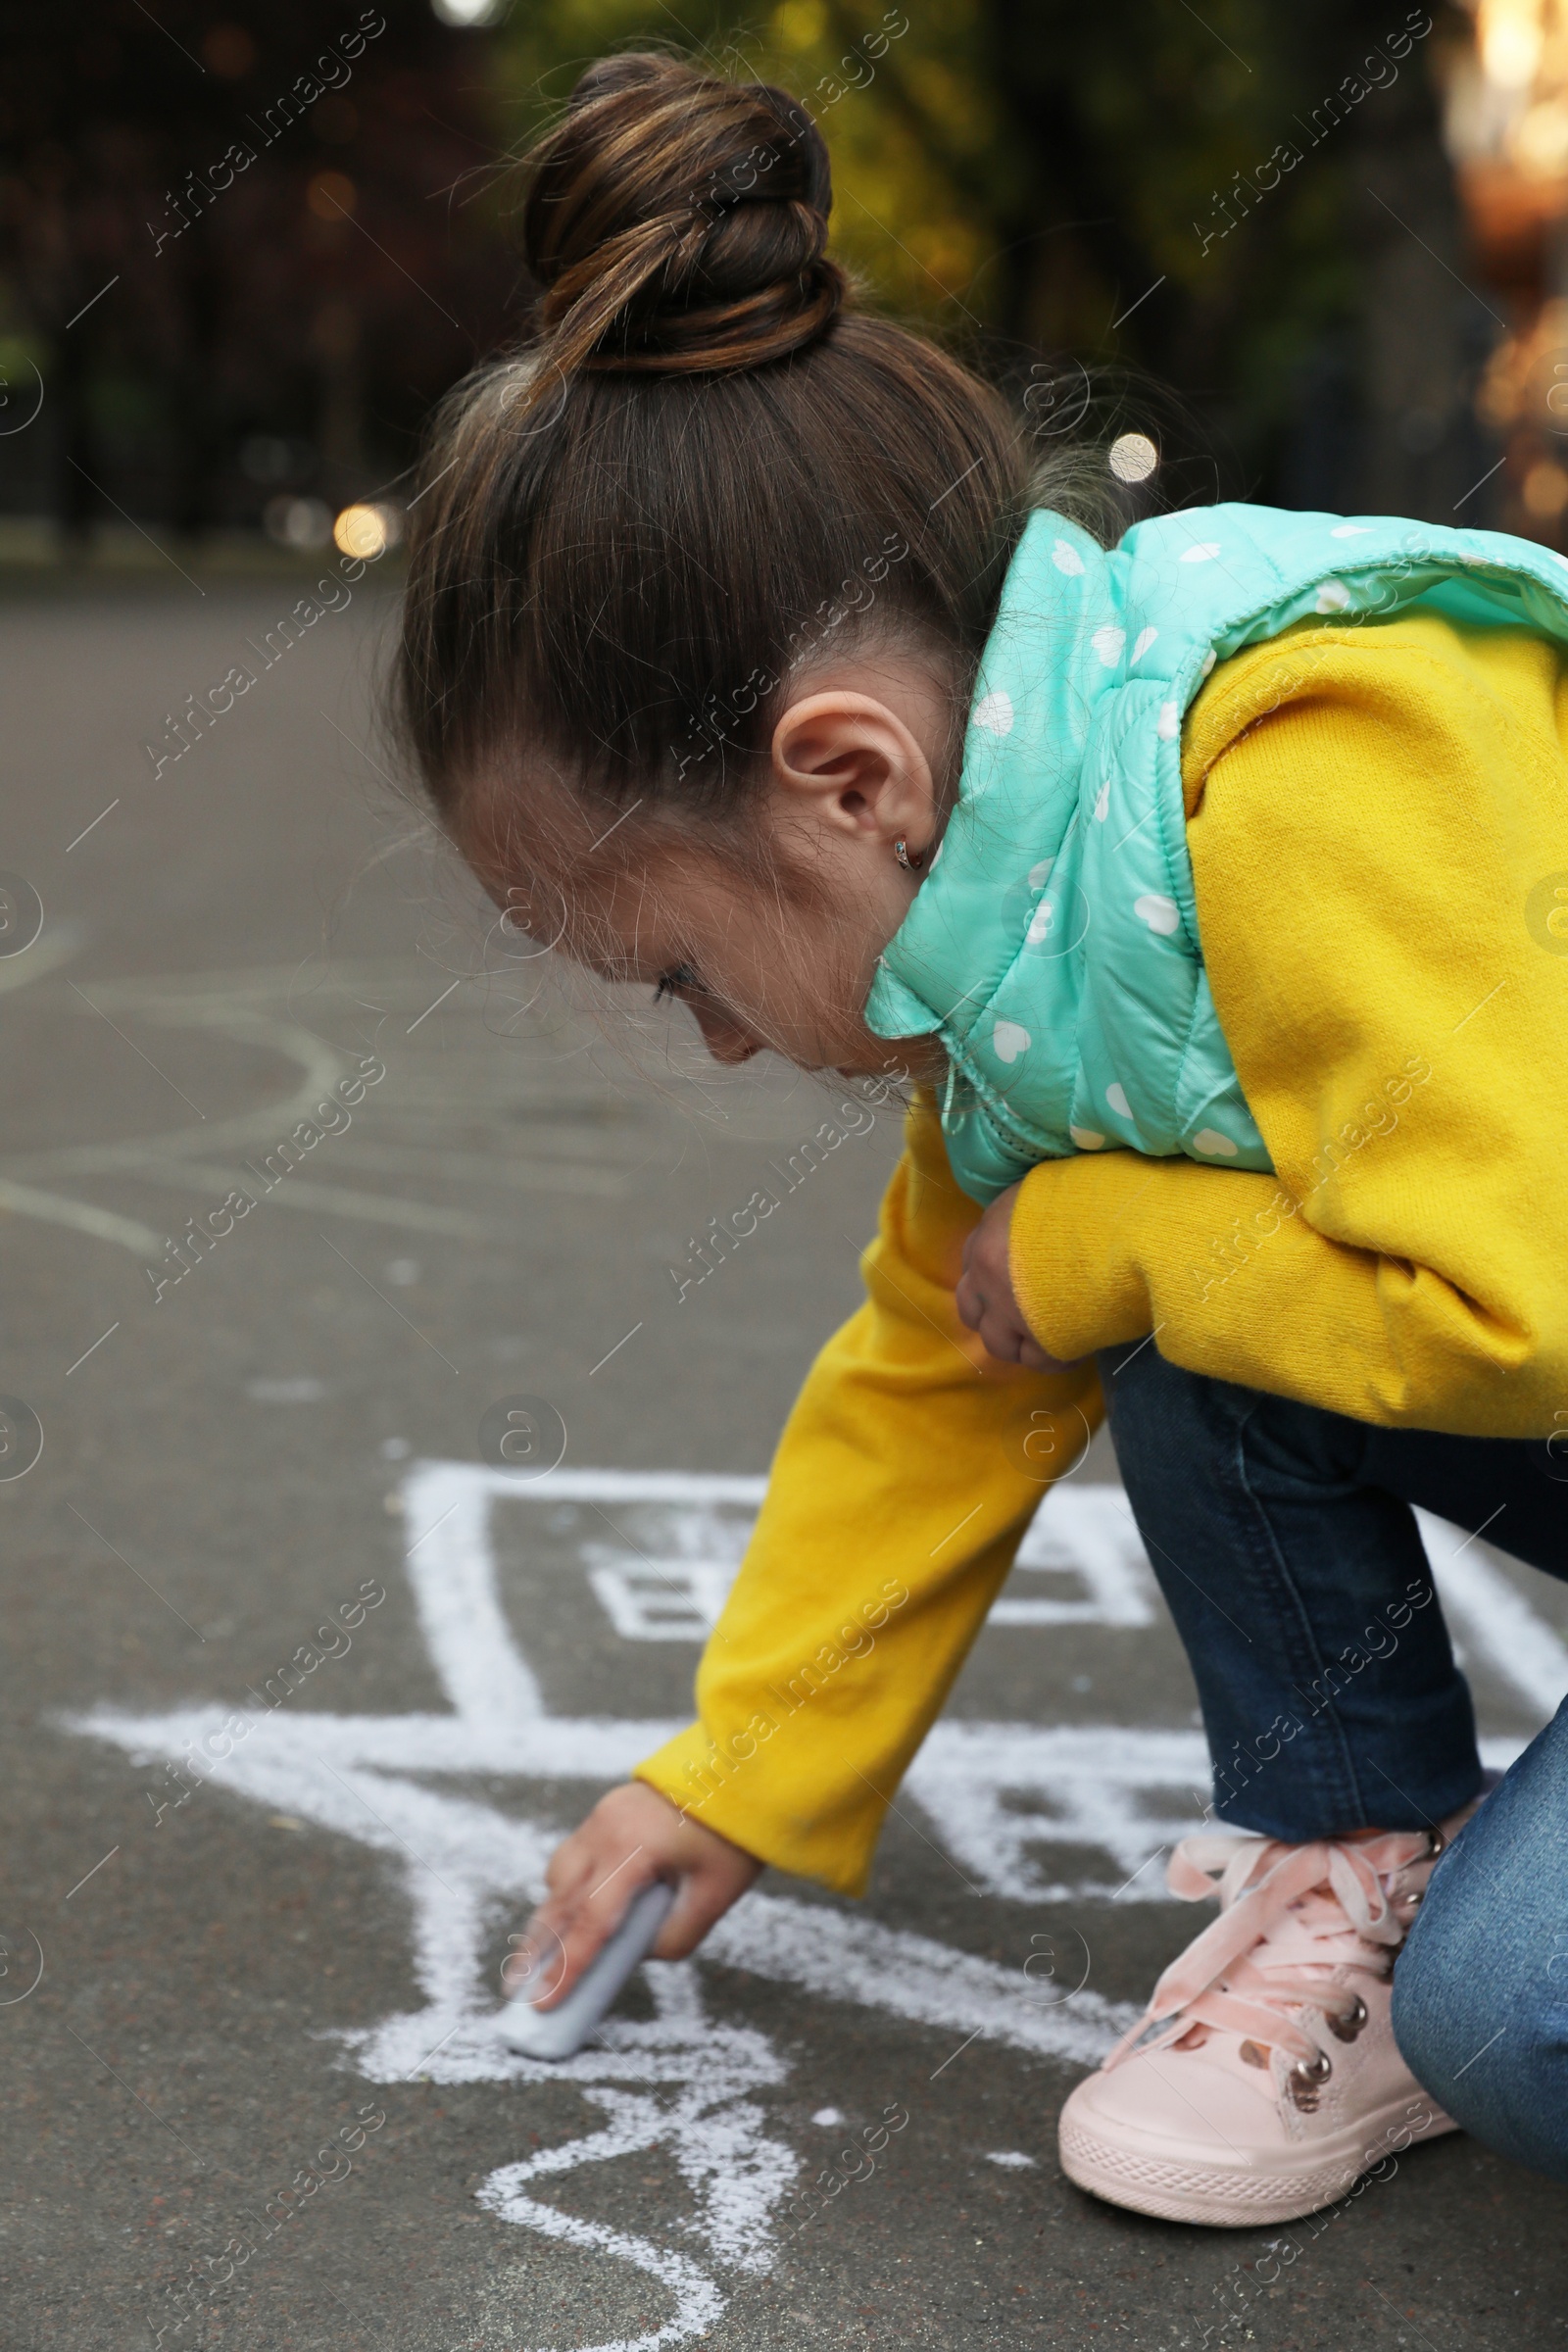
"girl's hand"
508,1782,761,2009
956,1181,1079,1372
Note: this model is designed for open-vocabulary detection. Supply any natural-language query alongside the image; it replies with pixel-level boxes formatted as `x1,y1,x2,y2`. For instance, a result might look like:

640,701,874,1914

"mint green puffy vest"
864,501,1568,1205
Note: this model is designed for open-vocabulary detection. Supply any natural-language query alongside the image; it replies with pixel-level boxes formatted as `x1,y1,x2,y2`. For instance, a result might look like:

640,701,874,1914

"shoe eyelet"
1327,1995,1368,2043
1239,2039,1269,2069
1287,2048,1332,2109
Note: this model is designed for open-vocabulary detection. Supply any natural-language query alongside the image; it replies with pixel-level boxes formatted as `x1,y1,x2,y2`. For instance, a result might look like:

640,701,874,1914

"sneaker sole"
1058,2094,1457,2228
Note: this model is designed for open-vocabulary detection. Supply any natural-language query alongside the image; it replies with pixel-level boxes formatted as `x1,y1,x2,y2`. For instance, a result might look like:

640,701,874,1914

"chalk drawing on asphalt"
62,1467,1561,2351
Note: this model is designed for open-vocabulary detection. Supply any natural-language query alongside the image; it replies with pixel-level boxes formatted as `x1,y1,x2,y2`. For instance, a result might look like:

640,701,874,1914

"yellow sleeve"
1009,612,1568,1438
635,1092,1104,1895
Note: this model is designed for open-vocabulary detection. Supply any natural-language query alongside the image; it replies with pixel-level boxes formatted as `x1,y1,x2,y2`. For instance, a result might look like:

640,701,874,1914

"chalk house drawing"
63,1468,1556,2350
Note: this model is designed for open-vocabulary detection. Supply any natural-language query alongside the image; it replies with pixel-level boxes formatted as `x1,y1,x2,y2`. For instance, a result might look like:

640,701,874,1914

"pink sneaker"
1059,1822,1465,2227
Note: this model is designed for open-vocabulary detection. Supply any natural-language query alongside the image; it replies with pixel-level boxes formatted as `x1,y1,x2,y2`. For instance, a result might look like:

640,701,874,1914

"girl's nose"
693,1003,764,1064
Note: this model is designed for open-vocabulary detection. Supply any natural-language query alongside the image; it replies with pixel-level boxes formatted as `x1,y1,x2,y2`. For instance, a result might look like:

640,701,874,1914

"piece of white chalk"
496,1880,676,2059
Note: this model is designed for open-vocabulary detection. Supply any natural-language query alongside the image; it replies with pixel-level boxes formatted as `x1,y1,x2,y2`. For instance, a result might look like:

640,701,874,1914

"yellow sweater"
1013,610,1568,1432
636,612,1568,1893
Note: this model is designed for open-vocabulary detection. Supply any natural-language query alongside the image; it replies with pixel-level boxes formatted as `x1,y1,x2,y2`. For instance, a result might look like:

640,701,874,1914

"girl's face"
458,650,956,1084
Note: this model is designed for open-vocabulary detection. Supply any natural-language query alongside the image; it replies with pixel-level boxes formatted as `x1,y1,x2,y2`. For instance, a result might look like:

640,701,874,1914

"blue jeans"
1098,1338,1568,2179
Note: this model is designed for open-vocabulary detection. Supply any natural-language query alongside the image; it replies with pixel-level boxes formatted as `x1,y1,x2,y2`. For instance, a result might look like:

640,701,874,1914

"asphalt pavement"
1,570,1564,2350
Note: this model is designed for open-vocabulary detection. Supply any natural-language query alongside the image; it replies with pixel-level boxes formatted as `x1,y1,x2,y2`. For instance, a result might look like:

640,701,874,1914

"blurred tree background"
2,0,1565,554
0,0,514,550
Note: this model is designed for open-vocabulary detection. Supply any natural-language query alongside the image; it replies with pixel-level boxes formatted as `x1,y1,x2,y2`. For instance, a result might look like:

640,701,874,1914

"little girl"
396,54,1568,2223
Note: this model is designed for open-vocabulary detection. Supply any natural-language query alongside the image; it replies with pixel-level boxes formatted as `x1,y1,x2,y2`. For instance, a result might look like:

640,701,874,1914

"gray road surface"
1,575,1564,2350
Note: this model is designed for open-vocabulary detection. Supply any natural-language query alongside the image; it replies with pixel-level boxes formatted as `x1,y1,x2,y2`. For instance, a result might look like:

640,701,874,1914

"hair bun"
520,54,846,378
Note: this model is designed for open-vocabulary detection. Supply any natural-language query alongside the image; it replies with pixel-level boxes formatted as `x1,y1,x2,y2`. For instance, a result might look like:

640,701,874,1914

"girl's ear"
769,691,939,855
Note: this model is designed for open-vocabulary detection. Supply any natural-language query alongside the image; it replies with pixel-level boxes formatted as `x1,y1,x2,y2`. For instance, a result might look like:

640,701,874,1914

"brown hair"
397,53,1048,838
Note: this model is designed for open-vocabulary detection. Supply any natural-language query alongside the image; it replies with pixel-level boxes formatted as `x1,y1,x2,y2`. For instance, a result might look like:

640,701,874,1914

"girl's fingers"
519,1863,661,2007
654,1878,714,1958
515,1827,651,1996
513,1788,760,2006
543,1828,601,1898
979,1305,1024,1363
655,1851,761,1958
502,1891,575,1998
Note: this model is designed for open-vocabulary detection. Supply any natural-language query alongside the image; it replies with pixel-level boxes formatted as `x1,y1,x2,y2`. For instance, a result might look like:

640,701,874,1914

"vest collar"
863,510,1126,1050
